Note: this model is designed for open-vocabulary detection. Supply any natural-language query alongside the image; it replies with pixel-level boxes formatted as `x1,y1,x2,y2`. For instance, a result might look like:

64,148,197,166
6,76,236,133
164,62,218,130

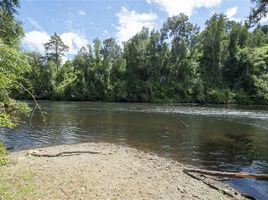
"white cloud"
146,0,222,16
60,32,89,54
116,6,157,43
22,31,89,59
78,10,86,16
22,31,50,53
225,7,238,20
260,15,268,24
27,17,45,32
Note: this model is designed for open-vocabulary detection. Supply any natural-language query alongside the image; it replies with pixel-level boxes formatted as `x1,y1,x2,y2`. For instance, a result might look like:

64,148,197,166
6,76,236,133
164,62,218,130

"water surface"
1,101,268,199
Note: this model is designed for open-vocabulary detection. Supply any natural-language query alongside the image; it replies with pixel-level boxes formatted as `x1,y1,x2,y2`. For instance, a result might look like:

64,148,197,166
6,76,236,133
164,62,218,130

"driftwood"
183,168,268,180
28,150,100,157
185,171,255,200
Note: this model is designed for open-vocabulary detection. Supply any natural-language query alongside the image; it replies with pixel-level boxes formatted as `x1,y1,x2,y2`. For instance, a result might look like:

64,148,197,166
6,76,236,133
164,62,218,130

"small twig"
180,120,190,128
60,187,68,197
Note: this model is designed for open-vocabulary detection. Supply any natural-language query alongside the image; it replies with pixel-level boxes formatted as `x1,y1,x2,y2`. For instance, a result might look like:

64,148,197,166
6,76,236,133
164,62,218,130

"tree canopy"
0,0,31,128
44,33,69,72
13,14,268,105
249,0,268,26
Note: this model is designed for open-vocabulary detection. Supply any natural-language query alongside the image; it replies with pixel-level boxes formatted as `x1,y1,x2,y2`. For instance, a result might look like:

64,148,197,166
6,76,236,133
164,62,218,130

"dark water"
1,101,268,199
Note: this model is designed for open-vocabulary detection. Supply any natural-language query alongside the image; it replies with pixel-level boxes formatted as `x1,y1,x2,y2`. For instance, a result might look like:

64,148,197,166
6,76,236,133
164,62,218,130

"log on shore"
183,168,268,180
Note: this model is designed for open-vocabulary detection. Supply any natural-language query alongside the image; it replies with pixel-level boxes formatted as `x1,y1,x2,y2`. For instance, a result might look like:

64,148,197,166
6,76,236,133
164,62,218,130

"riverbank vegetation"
0,0,31,128
15,16,268,105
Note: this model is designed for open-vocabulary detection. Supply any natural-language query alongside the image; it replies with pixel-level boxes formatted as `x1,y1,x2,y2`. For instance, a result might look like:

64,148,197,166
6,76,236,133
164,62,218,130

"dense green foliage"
0,0,31,128
15,14,268,104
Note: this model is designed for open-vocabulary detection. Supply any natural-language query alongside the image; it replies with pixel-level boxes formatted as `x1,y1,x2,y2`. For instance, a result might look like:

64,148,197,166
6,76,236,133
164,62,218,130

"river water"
1,101,268,199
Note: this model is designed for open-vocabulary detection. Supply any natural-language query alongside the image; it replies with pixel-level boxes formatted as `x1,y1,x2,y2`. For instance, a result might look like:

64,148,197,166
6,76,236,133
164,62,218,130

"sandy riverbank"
1,142,248,200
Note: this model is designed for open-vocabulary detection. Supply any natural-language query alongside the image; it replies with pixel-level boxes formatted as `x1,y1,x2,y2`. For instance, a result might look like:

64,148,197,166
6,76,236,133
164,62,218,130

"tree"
0,0,23,47
223,23,248,85
161,14,199,101
44,33,69,72
249,27,267,47
0,0,32,128
124,27,151,101
101,38,125,100
0,40,31,128
261,24,268,34
19,10,268,105
200,14,227,84
249,0,268,26
0,0,20,17
71,46,94,100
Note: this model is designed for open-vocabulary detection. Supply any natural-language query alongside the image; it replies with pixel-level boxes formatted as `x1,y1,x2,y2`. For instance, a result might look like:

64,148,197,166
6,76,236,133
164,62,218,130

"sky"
16,0,267,60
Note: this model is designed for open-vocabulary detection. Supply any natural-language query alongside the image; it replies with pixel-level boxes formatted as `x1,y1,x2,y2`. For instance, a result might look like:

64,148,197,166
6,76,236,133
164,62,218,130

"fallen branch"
15,81,46,123
28,150,100,157
185,171,235,198
185,171,255,200
183,168,268,180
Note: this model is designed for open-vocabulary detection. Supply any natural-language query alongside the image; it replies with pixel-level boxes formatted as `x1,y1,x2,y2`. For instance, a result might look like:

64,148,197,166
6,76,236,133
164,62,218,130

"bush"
207,88,236,104
0,143,8,166
235,90,253,104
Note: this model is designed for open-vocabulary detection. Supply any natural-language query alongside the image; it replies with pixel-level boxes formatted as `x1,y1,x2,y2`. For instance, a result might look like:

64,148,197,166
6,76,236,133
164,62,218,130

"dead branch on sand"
27,150,100,157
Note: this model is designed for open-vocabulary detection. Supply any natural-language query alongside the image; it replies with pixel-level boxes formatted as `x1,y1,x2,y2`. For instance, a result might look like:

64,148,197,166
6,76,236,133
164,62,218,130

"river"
1,101,268,199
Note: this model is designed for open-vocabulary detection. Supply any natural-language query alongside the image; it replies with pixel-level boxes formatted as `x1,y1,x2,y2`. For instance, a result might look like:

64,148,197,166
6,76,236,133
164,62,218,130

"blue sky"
17,0,262,59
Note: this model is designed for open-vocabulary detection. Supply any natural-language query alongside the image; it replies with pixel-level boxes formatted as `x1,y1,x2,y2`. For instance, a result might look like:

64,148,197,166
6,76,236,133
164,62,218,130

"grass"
0,143,8,166
0,165,41,200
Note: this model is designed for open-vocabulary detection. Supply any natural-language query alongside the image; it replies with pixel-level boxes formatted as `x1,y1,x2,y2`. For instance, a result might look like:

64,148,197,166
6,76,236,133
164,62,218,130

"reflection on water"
0,101,268,199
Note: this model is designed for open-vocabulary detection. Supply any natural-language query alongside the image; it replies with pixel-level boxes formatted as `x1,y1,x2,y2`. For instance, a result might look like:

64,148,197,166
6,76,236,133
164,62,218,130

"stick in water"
180,120,190,128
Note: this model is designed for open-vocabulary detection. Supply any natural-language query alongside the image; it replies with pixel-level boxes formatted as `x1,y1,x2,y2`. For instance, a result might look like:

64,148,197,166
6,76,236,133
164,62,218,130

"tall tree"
44,33,69,72
161,14,199,100
101,38,125,101
124,27,150,101
200,14,227,84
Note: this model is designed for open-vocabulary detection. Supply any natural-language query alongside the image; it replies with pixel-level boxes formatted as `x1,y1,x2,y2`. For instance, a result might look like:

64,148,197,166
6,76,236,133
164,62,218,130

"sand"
1,142,248,200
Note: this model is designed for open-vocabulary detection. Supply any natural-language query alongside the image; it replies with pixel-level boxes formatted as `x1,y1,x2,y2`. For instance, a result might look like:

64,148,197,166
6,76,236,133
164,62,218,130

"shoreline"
1,142,248,199
22,99,268,106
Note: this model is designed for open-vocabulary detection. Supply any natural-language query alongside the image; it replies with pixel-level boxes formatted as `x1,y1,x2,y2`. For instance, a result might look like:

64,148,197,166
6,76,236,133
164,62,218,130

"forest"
15,12,268,105
1,0,268,128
